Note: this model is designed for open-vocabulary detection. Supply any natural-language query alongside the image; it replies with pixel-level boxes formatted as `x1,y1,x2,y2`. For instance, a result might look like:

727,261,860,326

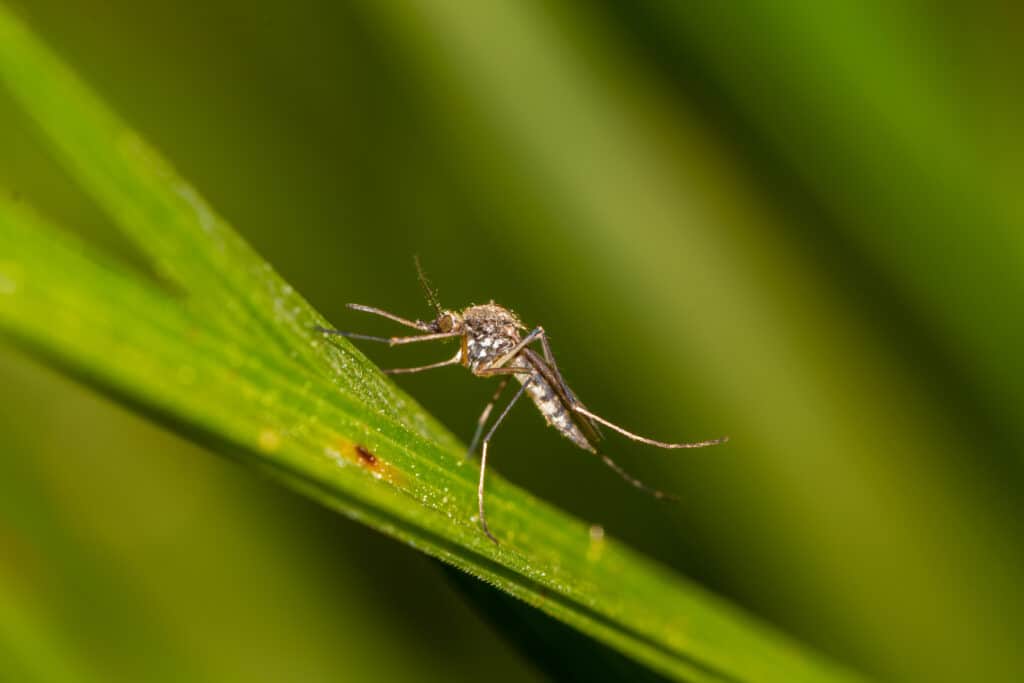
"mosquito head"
433,309,465,334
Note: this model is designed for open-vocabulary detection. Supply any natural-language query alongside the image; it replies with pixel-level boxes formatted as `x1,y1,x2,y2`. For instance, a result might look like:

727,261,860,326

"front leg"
316,327,462,346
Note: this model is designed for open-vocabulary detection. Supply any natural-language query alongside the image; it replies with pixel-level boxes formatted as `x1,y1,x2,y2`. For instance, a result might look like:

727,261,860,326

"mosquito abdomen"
509,356,593,452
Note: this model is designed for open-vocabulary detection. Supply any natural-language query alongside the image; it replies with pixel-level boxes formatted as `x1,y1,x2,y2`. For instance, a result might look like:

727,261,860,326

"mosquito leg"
524,331,726,448
571,404,729,449
596,451,678,501
479,318,636,476
531,333,726,448
383,353,462,375
345,303,433,331
478,376,534,544
466,378,510,459
475,366,534,377
315,328,462,346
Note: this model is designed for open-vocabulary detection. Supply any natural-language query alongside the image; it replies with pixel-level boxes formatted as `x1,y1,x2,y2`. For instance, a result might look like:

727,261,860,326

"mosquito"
316,258,728,544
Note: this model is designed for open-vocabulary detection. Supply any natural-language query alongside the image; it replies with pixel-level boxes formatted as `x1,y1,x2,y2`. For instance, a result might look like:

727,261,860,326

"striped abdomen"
509,355,594,452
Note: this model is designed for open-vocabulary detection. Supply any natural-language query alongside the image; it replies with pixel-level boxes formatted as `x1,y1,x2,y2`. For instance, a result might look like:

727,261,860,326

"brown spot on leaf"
355,444,377,466
329,438,404,487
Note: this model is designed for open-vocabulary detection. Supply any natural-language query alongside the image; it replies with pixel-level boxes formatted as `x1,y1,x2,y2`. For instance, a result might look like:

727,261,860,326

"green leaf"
0,7,864,682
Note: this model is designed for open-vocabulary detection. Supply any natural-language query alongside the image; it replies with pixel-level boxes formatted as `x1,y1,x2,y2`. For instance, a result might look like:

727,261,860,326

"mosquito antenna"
414,254,444,317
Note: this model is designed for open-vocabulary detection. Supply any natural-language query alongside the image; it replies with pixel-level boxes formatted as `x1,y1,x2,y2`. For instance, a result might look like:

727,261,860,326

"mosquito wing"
522,347,604,446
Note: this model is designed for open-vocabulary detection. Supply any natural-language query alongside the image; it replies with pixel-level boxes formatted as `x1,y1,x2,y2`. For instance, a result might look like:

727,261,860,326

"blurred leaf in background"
1,1,1022,682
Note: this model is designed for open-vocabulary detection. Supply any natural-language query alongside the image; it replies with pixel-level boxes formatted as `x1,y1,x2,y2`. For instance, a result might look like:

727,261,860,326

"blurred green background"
2,1,1023,681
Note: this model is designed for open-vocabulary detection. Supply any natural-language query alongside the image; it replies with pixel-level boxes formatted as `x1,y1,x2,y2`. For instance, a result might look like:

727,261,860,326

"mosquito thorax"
461,304,524,368
461,304,523,338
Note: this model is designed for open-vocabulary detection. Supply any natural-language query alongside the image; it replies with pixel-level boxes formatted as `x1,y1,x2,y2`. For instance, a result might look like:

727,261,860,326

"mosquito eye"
438,314,454,332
